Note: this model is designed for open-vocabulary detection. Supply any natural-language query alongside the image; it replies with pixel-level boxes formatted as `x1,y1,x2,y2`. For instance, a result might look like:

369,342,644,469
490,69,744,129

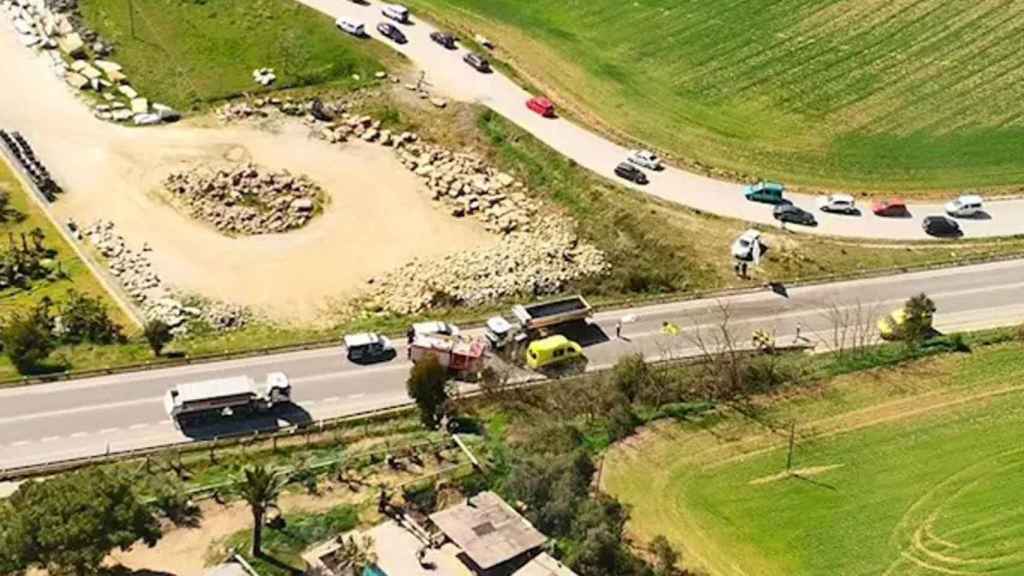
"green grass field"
79,0,399,110
404,0,1024,193
602,343,1024,575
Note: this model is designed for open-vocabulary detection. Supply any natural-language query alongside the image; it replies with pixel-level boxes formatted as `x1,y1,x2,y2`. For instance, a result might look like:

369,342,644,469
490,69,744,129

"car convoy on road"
334,3,989,240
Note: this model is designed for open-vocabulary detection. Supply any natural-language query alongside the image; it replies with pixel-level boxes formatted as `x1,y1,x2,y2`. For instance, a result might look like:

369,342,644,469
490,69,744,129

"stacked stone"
162,163,324,236
0,0,177,125
366,220,608,315
81,220,250,333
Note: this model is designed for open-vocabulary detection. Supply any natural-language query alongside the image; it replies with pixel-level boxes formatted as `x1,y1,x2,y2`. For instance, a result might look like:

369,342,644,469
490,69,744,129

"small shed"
429,491,547,572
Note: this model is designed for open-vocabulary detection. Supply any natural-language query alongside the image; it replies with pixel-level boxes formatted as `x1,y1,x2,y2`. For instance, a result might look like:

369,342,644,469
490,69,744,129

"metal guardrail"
0,401,419,481
1,249,1021,390
0,342,816,480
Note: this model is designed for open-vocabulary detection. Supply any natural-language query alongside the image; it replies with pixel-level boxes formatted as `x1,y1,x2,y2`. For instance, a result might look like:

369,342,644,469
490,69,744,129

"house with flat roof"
303,492,576,576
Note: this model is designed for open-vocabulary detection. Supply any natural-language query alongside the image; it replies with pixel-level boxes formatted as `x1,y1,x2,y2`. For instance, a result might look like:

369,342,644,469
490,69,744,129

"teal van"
743,181,786,204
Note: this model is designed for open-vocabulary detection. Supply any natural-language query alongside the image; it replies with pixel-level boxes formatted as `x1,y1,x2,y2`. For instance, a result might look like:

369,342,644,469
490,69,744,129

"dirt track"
0,26,492,322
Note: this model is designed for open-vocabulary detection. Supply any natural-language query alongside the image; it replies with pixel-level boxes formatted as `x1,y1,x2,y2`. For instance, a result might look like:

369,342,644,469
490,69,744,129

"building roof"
204,562,253,576
514,552,578,576
430,491,547,570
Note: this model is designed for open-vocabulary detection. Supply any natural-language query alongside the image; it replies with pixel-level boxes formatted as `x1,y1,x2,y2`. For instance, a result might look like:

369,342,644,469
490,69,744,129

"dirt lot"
0,27,492,323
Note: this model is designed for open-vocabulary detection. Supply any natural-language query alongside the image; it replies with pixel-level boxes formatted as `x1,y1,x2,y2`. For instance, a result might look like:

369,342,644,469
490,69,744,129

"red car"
526,97,555,118
872,198,908,217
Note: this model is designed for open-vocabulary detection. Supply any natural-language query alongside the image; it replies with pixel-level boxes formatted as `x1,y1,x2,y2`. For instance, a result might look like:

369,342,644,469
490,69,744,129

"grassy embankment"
78,0,401,111
602,339,1024,576
404,0,1024,195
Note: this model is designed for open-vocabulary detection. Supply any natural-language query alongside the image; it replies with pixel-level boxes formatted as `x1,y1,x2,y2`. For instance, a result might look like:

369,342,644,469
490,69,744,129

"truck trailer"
164,372,291,428
511,295,592,335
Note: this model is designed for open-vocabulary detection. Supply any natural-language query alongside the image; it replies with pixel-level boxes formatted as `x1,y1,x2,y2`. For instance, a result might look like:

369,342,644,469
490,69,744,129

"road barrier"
0,342,816,480
1,248,1021,391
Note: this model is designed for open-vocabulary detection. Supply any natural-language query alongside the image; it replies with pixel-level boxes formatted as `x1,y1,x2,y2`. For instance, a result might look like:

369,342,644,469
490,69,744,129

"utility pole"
785,421,796,472
128,0,136,40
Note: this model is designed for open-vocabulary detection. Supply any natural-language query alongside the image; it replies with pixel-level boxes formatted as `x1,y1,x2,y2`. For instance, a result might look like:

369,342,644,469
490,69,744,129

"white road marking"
322,396,340,403
0,396,163,425
10,440,30,447
40,436,60,443
347,393,366,399
129,423,149,430
69,432,88,438
98,427,120,435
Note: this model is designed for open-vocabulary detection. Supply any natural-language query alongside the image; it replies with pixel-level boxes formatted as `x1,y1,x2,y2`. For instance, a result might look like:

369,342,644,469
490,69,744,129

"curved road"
301,0,1024,240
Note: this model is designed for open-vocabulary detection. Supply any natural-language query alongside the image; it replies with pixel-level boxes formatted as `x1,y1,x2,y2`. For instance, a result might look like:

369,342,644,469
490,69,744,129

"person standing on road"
615,321,622,339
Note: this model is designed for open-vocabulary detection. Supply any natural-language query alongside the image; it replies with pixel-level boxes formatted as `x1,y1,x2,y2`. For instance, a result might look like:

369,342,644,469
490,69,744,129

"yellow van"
878,308,932,340
526,335,583,369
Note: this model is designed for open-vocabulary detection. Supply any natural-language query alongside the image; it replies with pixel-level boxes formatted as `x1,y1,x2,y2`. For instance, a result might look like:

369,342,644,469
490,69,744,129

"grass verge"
0,159,132,328
78,0,401,111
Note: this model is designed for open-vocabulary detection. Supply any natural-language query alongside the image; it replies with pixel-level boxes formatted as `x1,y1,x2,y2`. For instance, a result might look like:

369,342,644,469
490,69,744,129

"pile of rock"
366,220,608,315
395,143,539,234
80,220,250,333
162,163,324,236
252,67,276,87
1,0,177,125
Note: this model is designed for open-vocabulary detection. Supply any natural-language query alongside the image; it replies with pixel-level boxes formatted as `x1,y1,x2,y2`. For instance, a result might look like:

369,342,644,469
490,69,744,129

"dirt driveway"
0,27,493,323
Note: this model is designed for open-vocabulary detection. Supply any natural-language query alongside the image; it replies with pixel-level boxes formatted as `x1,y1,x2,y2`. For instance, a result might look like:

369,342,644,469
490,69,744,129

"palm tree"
334,534,377,573
236,464,288,557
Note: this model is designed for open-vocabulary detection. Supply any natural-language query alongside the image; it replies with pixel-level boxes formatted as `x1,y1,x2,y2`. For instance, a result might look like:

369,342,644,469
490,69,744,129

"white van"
335,17,366,37
382,4,410,23
945,194,984,218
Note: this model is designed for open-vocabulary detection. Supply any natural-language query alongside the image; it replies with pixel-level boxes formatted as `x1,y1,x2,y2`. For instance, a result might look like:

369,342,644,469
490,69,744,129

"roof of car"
956,194,983,204
530,96,553,106
344,333,380,347
830,193,854,202
738,229,761,241
757,181,785,191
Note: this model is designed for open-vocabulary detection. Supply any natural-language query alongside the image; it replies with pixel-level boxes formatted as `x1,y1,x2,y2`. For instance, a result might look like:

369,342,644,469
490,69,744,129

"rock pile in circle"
366,220,608,315
80,220,250,334
217,94,610,312
162,163,324,236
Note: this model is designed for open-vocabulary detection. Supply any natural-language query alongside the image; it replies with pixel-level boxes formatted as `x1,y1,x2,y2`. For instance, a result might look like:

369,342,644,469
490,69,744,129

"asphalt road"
1,259,1023,470
296,0,1024,240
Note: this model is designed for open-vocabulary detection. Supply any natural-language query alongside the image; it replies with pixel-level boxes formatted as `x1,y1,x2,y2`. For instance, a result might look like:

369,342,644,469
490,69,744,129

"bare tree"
816,300,880,358
686,302,748,402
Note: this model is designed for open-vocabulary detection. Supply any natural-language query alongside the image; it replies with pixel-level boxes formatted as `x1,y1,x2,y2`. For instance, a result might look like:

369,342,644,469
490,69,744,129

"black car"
922,215,962,237
614,162,649,185
773,203,817,226
376,22,407,44
463,52,491,73
430,31,457,49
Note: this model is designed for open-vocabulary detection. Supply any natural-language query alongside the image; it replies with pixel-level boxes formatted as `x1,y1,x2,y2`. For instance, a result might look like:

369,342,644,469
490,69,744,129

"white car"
343,332,393,362
335,17,366,37
381,3,410,23
627,149,663,170
731,229,762,260
945,194,984,218
816,193,857,214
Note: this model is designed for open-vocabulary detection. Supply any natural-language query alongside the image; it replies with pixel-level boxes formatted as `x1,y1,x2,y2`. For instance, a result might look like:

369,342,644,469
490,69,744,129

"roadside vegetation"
404,0,1024,194
78,0,401,110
